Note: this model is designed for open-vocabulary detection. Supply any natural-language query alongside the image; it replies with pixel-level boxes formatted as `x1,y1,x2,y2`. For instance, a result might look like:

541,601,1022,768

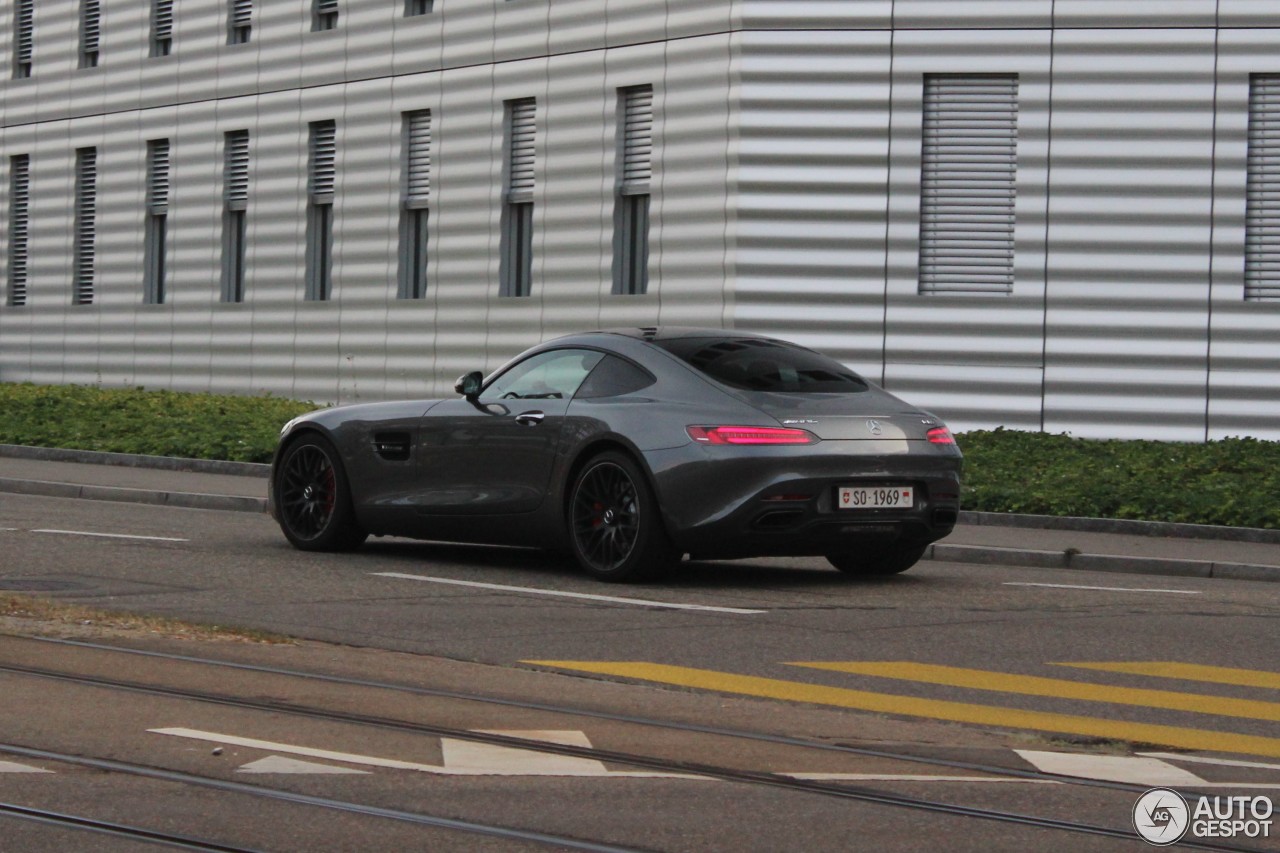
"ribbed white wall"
1,1,1279,441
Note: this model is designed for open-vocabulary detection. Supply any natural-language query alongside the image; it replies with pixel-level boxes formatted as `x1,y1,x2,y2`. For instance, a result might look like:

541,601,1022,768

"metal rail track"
0,801,264,852
0,747,645,853
0,643,1267,852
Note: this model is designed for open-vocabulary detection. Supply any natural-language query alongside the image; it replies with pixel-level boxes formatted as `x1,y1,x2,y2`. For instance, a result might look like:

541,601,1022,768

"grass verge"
0,592,292,643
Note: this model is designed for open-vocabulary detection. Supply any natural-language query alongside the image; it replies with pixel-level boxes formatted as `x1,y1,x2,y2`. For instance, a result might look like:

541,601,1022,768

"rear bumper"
646,442,961,560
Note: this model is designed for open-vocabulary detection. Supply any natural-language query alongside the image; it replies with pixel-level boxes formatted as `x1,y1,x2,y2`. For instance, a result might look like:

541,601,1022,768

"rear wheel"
827,543,926,576
274,434,367,552
568,451,675,582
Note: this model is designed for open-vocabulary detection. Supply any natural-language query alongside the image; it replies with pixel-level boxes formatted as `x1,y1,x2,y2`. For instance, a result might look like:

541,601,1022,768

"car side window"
575,355,656,399
481,349,605,402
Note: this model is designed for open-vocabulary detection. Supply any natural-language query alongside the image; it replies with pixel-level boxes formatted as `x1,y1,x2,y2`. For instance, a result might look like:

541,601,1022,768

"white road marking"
1141,752,1280,772
1003,582,1200,595
371,572,767,614
151,727,699,778
0,760,52,774
31,528,188,543
238,756,369,775
785,774,1056,783
1015,750,1206,786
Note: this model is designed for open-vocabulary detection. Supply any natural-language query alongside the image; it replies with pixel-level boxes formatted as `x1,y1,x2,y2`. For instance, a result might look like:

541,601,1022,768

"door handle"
514,411,545,426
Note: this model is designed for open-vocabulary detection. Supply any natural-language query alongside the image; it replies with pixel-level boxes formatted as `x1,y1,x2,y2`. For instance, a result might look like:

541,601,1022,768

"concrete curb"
959,509,1280,545
925,542,1280,584
0,444,269,478
0,477,267,514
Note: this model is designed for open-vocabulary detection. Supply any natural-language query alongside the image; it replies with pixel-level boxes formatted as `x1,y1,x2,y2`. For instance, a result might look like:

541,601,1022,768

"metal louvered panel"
404,110,431,208
74,148,97,306
507,98,536,202
8,155,29,307
229,0,252,43
82,0,100,54
621,85,653,194
154,0,173,38
309,121,336,200
14,0,33,75
224,131,249,209
919,74,1018,295
1246,74,1280,301
147,139,170,214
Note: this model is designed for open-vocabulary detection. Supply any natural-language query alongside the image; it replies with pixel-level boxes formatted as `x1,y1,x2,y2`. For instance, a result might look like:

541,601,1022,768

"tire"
826,543,927,577
273,433,368,552
567,451,676,582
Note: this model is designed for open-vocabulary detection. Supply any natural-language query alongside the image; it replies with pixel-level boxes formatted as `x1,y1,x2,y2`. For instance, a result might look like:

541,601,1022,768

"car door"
416,348,604,515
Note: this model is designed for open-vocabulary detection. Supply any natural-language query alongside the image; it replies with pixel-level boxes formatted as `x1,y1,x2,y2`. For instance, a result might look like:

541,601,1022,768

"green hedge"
2,383,1277,528
959,428,1280,529
0,382,317,463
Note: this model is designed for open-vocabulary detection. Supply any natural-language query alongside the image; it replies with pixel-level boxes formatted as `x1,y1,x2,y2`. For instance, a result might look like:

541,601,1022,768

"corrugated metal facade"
0,1,1277,441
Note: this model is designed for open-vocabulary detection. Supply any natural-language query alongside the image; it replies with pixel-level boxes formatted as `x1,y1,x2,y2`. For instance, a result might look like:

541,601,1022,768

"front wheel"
273,434,367,552
567,451,676,582
827,543,927,577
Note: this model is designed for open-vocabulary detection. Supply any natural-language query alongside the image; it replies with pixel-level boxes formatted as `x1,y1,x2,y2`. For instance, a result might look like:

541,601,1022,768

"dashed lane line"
30,528,189,543
527,661,1280,760
1003,582,1200,595
371,572,767,614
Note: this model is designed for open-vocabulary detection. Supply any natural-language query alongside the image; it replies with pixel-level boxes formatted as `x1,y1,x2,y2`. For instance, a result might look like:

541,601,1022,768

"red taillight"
687,426,818,446
926,426,956,445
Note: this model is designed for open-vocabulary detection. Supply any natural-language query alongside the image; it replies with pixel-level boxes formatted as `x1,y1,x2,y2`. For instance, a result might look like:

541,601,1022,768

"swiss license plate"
837,485,914,510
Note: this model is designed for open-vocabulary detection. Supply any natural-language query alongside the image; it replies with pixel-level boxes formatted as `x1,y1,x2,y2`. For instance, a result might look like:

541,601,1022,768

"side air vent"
373,432,411,462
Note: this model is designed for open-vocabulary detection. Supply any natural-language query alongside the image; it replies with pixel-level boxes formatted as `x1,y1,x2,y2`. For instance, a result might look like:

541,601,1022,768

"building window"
228,0,252,44
405,0,434,16
8,155,29,307
74,147,97,305
918,74,1018,296
312,0,338,32
1246,74,1280,301
222,131,249,303
144,140,170,305
501,98,535,298
13,0,33,79
399,110,431,300
79,0,100,68
614,85,653,296
306,121,336,301
150,0,173,57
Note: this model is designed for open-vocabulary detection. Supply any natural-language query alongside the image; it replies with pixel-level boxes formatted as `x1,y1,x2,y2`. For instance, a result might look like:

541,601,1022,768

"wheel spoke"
571,461,641,573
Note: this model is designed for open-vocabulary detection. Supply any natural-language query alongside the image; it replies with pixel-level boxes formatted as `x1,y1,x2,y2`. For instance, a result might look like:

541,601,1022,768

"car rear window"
654,337,868,393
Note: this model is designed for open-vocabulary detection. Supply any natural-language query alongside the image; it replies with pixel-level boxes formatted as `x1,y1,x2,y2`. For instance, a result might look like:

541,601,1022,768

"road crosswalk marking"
0,760,51,773
527,661,1280,760
1058,662,1280,690
790,662,1280,722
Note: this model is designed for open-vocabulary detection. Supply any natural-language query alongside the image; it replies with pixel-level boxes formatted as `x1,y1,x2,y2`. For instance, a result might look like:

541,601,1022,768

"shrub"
0,382,317,464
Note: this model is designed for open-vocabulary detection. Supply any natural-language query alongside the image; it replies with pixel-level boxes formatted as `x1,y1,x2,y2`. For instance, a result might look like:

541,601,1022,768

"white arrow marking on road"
237,756,369,775
150,728,700,778
0,760,52,773
1140,752,1280,772
1003,582,1200,595
32,529,189,543
1015,750,1207,785
371,572,766,614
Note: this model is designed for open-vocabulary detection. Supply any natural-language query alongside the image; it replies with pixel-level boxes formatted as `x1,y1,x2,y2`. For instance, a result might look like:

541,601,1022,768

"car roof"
596,327,776,343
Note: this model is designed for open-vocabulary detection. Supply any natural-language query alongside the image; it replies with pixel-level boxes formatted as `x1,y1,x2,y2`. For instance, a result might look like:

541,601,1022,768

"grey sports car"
270,328,962,582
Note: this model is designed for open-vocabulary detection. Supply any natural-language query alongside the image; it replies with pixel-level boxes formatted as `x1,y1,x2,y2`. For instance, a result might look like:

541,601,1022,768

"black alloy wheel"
274,434,367,552
826,543,927,576
568,451,674,582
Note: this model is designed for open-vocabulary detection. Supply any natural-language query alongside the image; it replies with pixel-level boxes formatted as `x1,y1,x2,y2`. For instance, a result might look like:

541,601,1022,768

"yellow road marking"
1056,662,1280,691
789,662,1280,722
526,661,1280,759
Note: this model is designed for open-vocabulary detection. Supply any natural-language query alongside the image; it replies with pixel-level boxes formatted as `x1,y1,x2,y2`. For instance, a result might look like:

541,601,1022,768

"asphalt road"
2,492,1279,851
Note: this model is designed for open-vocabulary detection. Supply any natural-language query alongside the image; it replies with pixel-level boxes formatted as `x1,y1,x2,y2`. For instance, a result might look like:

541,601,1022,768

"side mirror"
454,371,483,400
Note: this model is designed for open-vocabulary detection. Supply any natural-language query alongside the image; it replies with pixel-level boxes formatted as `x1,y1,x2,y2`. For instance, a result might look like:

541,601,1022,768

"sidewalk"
2,445,1278,583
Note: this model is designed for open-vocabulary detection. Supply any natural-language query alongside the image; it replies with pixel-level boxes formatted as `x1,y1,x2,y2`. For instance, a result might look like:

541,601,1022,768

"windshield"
654,337,868,394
